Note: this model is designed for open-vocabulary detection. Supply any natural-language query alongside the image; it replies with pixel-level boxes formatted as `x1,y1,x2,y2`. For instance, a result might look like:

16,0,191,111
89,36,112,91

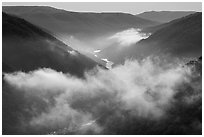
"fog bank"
3,57,201,134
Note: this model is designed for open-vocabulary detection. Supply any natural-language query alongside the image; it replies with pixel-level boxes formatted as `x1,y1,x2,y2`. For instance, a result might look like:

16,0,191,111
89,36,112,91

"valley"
2,3,202,135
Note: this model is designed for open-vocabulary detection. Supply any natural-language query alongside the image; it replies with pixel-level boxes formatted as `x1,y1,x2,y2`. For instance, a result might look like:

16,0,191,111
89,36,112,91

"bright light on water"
101,58,114,69
94,50,101,53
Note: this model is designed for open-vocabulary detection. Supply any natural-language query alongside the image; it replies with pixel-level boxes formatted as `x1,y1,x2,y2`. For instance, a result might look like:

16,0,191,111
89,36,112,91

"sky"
2,2,202,14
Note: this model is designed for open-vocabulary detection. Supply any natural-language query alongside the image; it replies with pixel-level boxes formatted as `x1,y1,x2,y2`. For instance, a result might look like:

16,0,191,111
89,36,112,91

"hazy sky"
3,2,202,14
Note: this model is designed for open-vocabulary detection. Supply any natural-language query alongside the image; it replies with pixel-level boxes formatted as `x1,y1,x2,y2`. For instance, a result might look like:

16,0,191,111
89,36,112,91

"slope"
2,12,99,77
100,12,202,64
136,11,195,23
2,6,160,36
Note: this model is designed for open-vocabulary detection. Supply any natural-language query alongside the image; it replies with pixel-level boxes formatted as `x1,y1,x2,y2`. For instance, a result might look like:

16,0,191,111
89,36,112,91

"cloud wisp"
108,28,150,46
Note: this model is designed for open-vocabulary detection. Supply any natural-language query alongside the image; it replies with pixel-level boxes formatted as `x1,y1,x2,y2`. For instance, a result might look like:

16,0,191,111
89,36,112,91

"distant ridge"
136,11,195,23
2,6,160,36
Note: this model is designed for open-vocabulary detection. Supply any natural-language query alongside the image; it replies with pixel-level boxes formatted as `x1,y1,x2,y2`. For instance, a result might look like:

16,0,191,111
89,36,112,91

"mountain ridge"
3,6,160,35
99,12,202,64
136,11,196,23
3,12,101,77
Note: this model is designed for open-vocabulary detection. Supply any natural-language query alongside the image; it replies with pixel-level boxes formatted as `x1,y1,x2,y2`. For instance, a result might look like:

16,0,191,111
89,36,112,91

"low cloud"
108,28,150,46
3,57,201,134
